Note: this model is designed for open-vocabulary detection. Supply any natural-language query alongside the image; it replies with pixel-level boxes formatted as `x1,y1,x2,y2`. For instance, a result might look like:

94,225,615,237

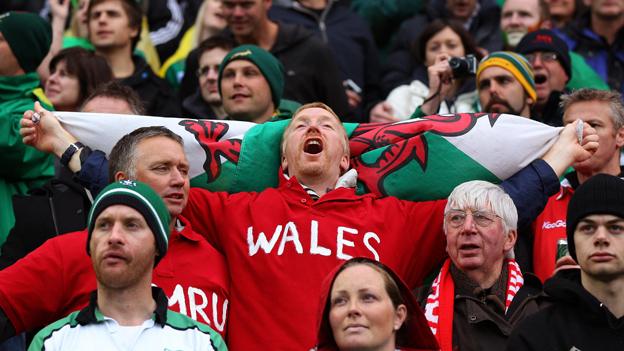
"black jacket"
270,0,381,121
271,21,350,119
181,91,219,119
121,55,181,117
381,0,503,95
507,269,624,351
531,89,568,127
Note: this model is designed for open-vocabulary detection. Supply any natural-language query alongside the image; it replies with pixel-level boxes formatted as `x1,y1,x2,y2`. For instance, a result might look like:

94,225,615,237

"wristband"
60,142,85,168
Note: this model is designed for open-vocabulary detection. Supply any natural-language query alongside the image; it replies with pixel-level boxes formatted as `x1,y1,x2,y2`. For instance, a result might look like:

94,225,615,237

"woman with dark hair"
45,47,113,111
315,257,438,351
385,20,484,119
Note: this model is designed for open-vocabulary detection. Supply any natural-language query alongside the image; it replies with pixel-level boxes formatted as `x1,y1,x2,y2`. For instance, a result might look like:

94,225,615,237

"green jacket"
566,51,610,91
0,73,54,246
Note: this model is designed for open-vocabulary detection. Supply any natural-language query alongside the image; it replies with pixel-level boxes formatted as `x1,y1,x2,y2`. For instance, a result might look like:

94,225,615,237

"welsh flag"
55,112,560,200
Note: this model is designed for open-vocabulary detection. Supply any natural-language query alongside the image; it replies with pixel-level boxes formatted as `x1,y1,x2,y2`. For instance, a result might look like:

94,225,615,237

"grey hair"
444,180,518,235
560,88,624,130
108,126,184,182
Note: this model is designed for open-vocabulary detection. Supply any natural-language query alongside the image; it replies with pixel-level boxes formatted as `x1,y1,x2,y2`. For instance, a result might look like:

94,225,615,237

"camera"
449,55,477,78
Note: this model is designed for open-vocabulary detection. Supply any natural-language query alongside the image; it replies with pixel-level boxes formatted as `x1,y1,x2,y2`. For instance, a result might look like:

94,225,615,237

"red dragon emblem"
179,120,242,183
350,113,499,196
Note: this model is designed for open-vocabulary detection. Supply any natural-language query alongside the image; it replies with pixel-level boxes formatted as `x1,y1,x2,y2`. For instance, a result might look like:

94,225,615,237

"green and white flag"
55,112,561,200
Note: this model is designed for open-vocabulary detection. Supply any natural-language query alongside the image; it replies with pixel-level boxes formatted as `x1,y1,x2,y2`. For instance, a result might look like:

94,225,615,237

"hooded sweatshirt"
507,269,624,351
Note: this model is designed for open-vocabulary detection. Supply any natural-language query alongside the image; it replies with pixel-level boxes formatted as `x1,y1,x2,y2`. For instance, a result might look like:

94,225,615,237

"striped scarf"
424,258,524,351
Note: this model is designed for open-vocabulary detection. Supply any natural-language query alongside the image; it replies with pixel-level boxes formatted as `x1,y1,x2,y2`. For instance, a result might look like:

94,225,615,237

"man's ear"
114,171,128,182
281,155,289,176
616,127,624,148
504,229,518,252
339,154,349,174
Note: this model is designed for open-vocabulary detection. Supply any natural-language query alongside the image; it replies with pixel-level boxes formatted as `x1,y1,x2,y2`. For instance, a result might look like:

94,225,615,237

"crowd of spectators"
1,0,624,350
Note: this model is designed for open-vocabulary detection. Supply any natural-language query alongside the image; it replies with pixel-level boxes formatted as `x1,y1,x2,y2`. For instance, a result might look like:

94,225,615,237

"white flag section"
55,111,255,179
437,115,562,179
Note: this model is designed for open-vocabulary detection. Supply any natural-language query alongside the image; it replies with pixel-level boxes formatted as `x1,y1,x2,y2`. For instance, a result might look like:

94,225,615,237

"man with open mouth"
516,29,571,126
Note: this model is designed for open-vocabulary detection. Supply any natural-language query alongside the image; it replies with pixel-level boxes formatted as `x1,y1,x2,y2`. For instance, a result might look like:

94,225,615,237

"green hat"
218,44,285,109
87,180,170,266
0,12,52,72
476,51,536,103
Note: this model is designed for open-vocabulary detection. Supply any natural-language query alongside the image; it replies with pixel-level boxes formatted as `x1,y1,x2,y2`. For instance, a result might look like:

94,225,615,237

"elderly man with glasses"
516,29,572,125
420,180,546,351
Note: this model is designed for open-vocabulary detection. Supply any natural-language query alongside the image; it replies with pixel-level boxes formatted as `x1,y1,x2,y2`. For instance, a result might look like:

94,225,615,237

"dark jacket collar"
76,286,169,326
544,269,624,329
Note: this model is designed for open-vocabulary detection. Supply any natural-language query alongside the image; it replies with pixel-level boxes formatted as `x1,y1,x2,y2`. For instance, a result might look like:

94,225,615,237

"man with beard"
516,29,571,125
28,180,226,350
476,51,536,117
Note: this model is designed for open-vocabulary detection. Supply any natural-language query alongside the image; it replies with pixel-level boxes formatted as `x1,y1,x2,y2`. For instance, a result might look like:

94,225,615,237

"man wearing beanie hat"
0,126,230,343
516,29,571,126
86,180,171,266
0,11,55,244
218,44,286,123
508,173,624,351
29,180,227,350
219,0,349,119
476,51,536,118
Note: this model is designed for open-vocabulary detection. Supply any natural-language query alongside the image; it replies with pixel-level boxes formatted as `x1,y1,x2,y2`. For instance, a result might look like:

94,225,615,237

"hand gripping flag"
55,112,561,201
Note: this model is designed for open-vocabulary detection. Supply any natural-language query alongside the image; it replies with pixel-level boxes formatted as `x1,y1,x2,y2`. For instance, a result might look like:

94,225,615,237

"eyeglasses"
196,66,217,78
524,52,558,64
445,209,501,228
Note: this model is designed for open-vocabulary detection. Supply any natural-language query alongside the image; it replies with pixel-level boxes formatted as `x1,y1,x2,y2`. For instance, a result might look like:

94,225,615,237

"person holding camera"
379,20,484,121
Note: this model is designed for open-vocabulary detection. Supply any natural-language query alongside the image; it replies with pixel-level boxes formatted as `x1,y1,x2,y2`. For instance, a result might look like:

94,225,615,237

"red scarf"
424,259,524,351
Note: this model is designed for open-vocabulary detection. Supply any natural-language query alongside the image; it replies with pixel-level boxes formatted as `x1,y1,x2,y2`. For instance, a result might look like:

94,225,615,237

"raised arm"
20,102,109,194
502,120,598,227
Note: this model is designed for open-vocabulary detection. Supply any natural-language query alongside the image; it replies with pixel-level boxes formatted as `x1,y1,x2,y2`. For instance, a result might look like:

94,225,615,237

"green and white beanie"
87,180,170,265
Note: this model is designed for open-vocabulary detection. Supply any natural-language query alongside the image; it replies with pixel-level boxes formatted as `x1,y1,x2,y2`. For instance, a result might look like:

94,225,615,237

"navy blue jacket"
555,14,624,98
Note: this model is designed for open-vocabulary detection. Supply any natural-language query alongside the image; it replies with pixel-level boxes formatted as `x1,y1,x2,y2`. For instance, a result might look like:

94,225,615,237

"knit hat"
87,180,170,265
566,174,624,261
476,51,536,102
218,44,285,109
516,29,572,80
0,12,52,72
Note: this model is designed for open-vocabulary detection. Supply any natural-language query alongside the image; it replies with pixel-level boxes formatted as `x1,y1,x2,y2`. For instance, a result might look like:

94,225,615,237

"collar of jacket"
76,286,169,326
